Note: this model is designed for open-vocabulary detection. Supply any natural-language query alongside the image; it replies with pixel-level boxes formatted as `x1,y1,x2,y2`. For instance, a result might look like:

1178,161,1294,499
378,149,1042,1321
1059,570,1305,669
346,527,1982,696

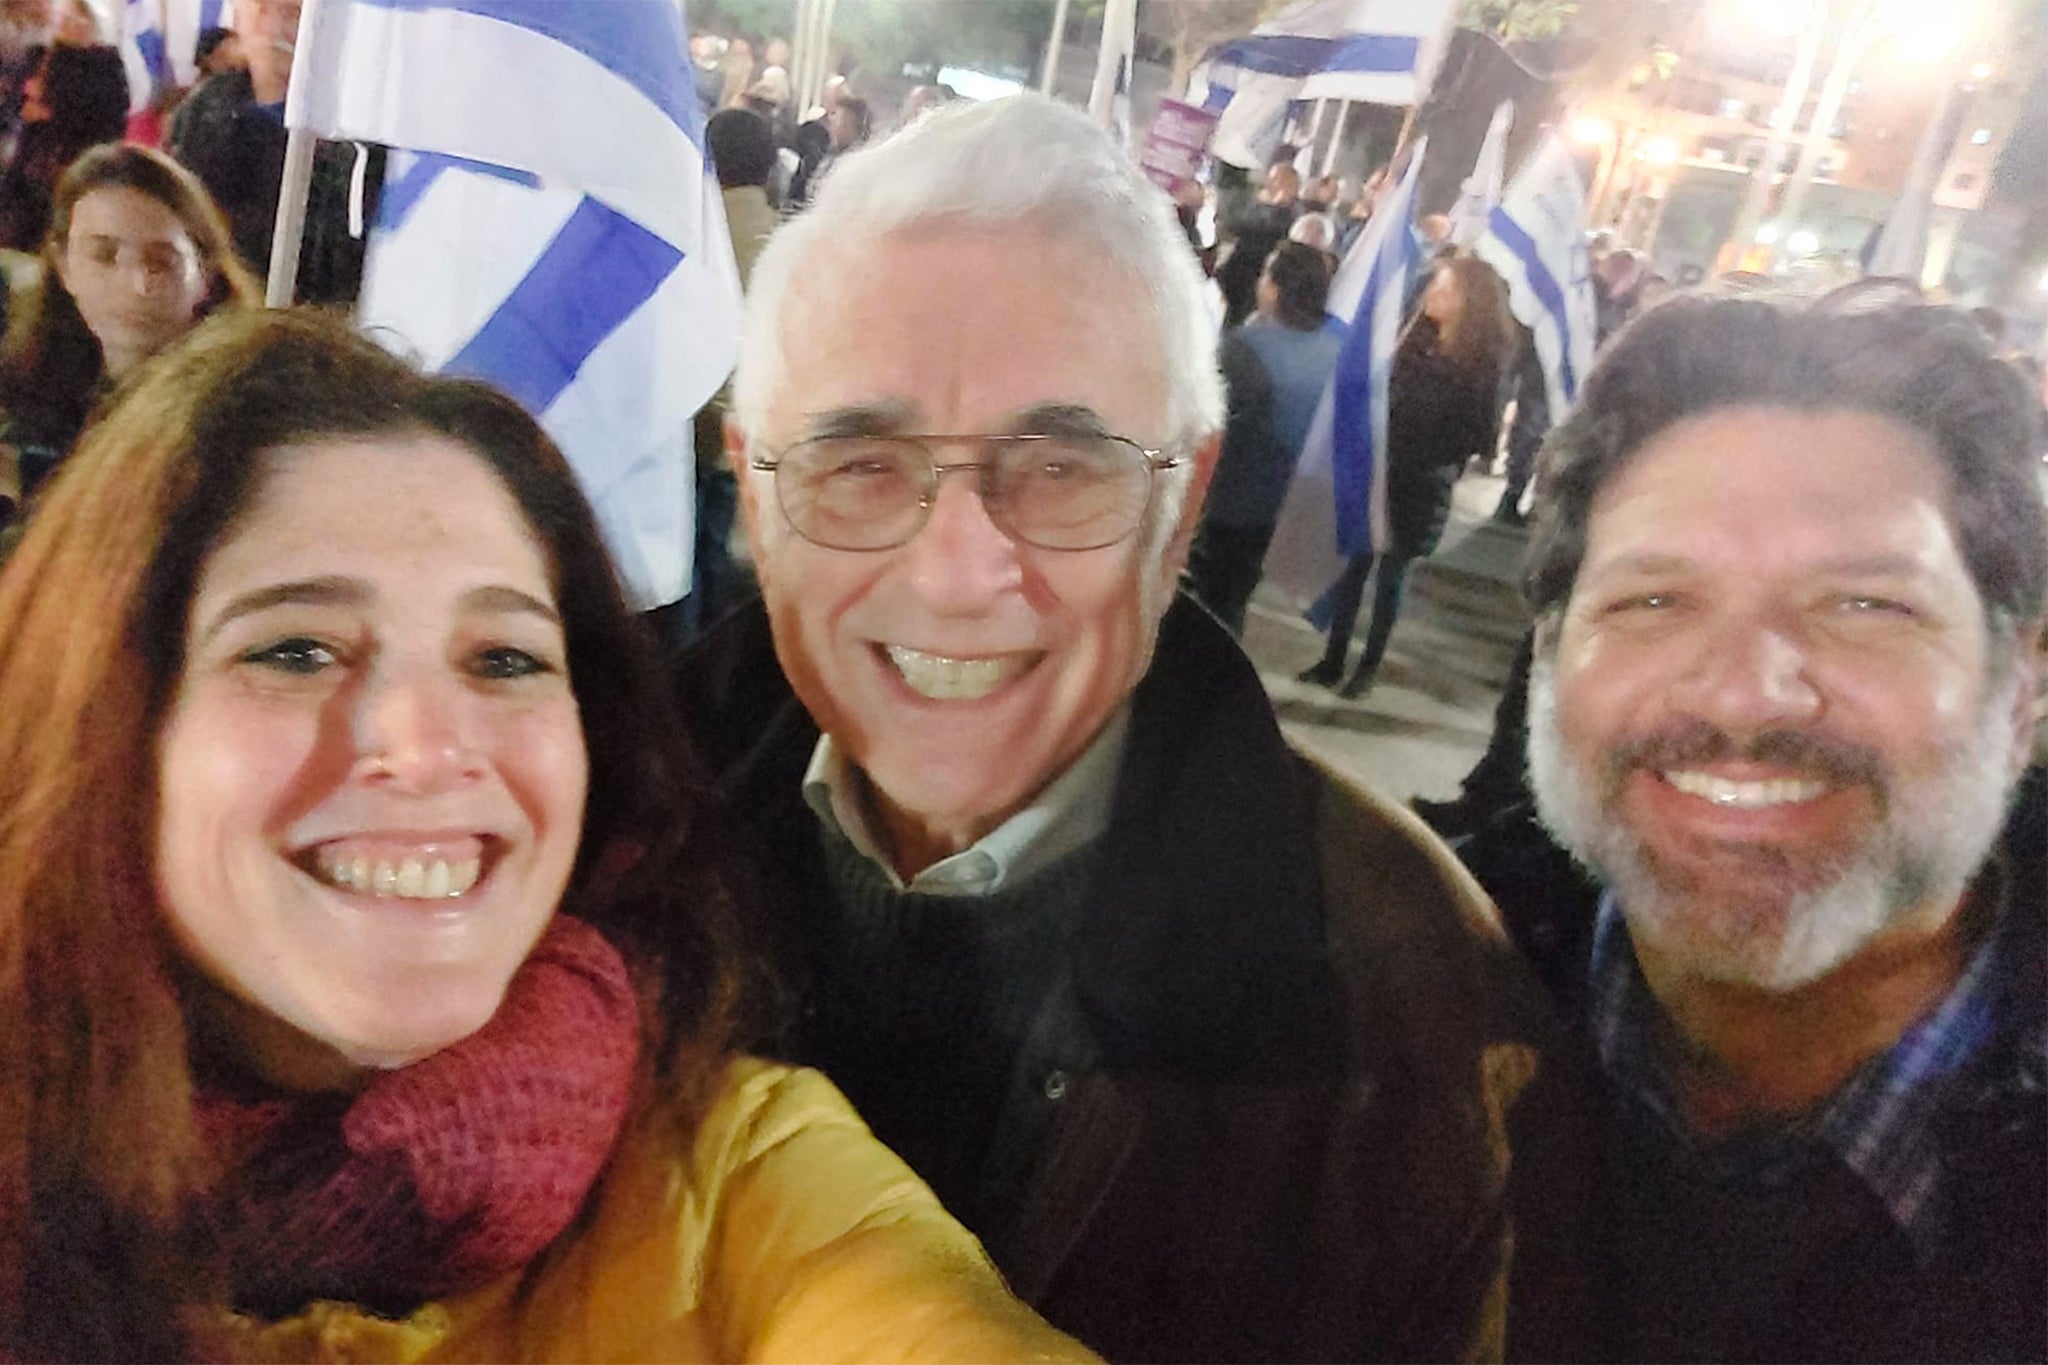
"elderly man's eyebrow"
803,400,917,439
1004,404,1116,439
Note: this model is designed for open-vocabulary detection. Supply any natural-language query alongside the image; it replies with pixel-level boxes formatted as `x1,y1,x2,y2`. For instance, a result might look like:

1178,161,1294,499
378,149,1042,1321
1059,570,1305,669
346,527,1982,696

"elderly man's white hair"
732,93,1225,533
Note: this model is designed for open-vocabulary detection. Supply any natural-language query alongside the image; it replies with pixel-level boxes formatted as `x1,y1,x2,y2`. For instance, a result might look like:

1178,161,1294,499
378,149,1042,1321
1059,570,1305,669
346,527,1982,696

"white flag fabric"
1088,0,1136,147
1471,132,1596,425
1260,139,1427,608
1450,101,1512,248
119,0,233,112
1188,0,1457,169
286,0,743,610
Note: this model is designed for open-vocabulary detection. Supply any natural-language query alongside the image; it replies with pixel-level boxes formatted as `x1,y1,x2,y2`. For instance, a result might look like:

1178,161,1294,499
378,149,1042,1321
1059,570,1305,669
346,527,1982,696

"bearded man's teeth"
314,850,483,899
885,645,1016,701
1665,770,1829,809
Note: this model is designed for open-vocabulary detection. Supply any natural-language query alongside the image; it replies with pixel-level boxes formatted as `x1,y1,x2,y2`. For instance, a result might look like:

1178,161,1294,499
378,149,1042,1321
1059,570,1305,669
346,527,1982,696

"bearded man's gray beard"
1525,648,2020,993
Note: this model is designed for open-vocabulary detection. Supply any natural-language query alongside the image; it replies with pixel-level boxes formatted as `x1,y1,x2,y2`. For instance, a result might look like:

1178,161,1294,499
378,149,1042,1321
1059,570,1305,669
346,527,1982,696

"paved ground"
1240,470,1532,807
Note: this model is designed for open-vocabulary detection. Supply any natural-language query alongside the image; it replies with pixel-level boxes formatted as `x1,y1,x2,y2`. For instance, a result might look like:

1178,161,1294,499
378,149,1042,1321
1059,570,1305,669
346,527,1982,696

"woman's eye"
1602,592,1677,616
472,646,555,680
240,637,338,675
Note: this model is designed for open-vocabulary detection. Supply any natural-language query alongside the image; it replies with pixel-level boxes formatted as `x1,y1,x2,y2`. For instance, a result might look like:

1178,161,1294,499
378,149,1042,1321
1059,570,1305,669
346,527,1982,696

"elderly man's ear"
1159,432,1223,583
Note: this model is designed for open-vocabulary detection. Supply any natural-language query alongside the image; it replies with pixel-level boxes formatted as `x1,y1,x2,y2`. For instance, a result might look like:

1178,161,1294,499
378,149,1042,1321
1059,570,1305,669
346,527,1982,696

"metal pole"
1769,0,1875,271
1868,72,1967,280
1087,0,1135,128
1040,0,1072,96
265,127,316,306
1320,99,1350,177
1723,1,1826,268
788,0,814,114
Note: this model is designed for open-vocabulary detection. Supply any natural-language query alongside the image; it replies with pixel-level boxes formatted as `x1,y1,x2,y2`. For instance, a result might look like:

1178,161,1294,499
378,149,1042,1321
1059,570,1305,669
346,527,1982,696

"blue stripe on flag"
1328,252,1392,556
136,28,170,85
378,152,542,231
1211,33,1420,80
355,0,703,147
201,0,224,30
445,196,682,413
1487,205,1579,404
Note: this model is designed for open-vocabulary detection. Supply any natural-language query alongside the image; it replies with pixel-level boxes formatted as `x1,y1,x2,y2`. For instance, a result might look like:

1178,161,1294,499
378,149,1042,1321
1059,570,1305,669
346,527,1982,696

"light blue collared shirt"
801,707,1130,896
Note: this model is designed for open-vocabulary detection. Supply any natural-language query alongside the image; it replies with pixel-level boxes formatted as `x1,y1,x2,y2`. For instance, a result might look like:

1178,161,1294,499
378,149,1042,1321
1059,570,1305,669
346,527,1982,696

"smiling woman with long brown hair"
0,308,1094,1363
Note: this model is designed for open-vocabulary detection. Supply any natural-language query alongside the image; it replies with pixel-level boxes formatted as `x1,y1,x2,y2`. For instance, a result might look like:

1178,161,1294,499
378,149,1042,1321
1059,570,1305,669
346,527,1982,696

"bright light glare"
1970,62,1994,80
1786,229,1820,256
1643,136,1681,165
1572,116,1614,145
1886,8,1965,63
2038,265,2048,294
1756,223,1782,245
1730,0,1811,38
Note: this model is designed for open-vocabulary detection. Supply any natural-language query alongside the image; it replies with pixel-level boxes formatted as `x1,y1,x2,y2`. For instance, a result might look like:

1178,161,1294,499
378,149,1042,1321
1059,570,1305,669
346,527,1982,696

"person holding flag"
1298,251,1516,696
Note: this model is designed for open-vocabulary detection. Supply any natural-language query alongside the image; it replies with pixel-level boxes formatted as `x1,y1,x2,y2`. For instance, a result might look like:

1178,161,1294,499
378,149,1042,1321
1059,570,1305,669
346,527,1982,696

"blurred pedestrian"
1299,255,1516,696
1215,159,1299,328
168,0,382,304
0,143,255,516
1188,241,1340,635
0,0,125,249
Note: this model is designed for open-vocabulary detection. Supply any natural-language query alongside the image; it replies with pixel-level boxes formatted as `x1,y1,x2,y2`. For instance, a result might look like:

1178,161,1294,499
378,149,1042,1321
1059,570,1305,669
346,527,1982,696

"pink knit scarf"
192,916,641,1320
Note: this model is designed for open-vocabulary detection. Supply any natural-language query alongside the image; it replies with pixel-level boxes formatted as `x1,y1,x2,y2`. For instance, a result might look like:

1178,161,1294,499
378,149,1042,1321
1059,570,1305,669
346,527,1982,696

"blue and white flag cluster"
119,0,231,112
1471,132,1596,426
1188,0,1456,169
1260,139,1428,607
287,0,742,609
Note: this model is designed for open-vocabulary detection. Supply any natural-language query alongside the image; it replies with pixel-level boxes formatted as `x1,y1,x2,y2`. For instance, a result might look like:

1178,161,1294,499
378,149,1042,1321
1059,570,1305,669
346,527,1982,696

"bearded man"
1509,297,2046,1363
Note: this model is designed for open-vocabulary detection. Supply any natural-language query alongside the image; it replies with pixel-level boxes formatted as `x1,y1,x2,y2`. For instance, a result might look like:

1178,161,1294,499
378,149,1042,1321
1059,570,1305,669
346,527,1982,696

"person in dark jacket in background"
1187,241,1339,635
1214,159,1299,329
167,0,379,304
1300,253,1515,697
1503,298,2047,1364
0,0,124,249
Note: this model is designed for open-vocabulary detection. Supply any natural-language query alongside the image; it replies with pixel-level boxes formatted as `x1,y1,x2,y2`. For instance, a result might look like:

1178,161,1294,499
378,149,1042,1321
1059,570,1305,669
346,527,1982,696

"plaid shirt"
1588,882,2015,1257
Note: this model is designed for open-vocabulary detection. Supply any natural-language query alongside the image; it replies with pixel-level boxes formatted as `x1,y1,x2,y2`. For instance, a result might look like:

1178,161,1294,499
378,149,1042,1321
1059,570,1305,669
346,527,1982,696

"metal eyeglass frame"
750,432,1183,552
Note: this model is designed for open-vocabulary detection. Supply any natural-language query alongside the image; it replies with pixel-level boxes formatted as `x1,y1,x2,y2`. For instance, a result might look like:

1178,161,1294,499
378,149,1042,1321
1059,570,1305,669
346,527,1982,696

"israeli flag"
1472,132,1596,425
119,0,231,112
1189,0,1457,169
286,0,742,610
1259,139,1427,606
1450,101,1512,248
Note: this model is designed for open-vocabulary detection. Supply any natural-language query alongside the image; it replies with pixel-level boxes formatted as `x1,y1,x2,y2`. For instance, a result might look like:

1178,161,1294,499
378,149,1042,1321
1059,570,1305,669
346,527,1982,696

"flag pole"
1039,0,1071,96
269,0,340,307
1087,0,1134,127
266,128,315,307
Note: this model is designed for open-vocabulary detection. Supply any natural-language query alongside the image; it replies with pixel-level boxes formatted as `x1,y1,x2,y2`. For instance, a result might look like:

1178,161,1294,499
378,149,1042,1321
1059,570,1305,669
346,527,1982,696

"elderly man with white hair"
673,94,1564,1363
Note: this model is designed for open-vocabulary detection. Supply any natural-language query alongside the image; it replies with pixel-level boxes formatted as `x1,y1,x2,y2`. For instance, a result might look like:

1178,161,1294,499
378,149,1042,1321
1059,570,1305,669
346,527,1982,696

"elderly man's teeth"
885,645,1015,700
1665,770,1829,809
314,850,482,898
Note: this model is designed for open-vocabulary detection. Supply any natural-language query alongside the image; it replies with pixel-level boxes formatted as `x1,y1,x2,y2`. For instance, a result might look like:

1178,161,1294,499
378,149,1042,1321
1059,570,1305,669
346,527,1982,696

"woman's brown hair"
1430,254,1516,380
0,309,761,1359
0,143,259,460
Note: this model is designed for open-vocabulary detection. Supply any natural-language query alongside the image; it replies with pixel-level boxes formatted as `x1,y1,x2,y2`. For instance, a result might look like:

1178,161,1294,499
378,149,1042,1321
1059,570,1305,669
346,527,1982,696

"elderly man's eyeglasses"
751,433,1181,552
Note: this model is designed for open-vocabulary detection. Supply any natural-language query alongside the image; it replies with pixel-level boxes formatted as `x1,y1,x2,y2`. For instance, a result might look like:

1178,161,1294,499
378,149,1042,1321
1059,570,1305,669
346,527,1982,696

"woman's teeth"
1665,770,1829,809
313,851,482,899
885,645,1019,701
